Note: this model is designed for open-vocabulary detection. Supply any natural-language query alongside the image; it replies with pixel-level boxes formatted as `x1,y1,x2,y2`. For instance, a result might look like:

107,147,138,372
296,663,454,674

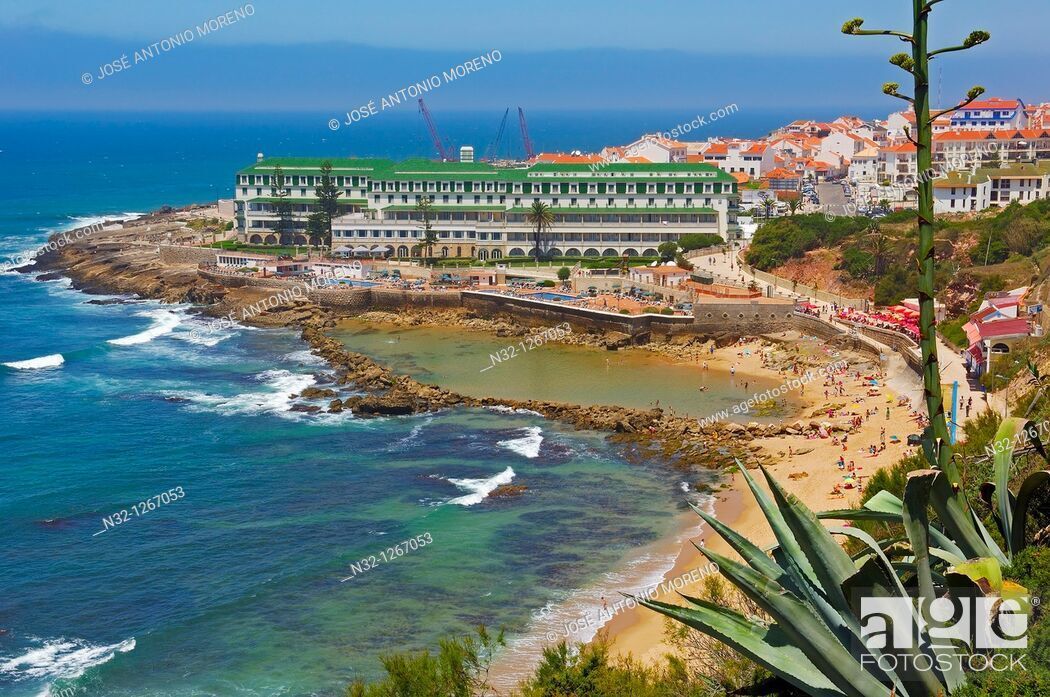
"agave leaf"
902,471,937,602
639,596,847,697
737,465,853,643
761,467,858,618
865,490,906,514
925,470,1006,564
991,419,1025,555
1012,470,1050,553
818,509,965,560
686,501,790,587
690,544,892,697
842,556,949,696
948,557,1003,593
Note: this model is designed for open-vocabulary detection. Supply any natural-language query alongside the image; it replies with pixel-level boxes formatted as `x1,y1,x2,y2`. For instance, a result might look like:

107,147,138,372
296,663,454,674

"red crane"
518,107,535,160
418,98,451,161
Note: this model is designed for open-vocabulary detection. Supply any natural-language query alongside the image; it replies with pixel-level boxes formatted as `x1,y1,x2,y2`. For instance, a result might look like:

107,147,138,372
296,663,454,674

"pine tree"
314,160,342,249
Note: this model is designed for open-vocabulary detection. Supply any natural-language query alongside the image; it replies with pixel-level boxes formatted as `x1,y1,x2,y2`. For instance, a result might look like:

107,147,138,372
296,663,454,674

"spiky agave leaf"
678,544,893,697
989,417,1049,557
640,596,847,697
1013,470,1050,552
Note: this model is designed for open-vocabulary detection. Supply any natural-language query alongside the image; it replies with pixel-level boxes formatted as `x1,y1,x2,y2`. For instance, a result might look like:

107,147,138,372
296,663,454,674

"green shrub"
677,233,724,251
538,280,555,288
659,307,675,315
556,266,571,281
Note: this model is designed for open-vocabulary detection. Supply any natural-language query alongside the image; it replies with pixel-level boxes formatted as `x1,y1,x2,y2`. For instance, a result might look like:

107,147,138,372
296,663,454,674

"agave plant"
640,465,1028,697
980,417,1050,557
824,417,1050,565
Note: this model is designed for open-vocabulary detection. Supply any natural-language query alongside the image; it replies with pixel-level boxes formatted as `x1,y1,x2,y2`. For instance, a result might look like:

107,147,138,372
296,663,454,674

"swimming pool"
527,292,578,302
320,279,380,288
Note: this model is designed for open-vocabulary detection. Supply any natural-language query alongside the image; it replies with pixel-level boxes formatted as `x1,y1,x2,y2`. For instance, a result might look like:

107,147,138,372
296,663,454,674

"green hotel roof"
239,157,735,184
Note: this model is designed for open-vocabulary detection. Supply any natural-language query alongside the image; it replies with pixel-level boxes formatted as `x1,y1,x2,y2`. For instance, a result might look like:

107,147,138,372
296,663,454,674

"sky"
0,0,1046,112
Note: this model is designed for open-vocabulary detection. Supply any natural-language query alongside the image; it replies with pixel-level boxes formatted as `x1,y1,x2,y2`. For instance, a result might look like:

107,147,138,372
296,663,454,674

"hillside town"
534,96,1050,215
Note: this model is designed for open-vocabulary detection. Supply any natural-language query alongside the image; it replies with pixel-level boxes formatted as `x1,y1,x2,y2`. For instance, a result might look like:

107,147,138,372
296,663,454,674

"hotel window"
241,188,247,195
474,196,481,203
607,198,614,205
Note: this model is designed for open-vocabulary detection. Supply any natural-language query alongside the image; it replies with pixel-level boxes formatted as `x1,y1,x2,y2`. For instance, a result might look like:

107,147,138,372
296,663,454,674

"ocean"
0,110,802,696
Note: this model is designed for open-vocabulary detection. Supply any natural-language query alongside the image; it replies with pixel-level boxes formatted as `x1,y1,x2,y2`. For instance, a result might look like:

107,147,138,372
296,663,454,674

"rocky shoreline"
28,218,864,475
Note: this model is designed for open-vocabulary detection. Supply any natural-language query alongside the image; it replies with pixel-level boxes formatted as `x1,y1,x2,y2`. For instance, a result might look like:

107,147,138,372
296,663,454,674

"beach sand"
601,334,925,666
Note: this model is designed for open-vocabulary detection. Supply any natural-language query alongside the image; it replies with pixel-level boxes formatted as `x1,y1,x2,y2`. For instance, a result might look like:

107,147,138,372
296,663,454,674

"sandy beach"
600,334,926,665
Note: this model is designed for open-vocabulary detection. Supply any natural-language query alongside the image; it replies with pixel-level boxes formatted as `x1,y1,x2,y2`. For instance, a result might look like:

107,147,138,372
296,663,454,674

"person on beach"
886,406,890,419
730,364,736,375
702,361,708,370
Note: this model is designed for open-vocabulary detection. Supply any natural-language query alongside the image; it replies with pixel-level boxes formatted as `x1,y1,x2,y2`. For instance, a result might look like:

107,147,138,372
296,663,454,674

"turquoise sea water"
0,112,740,697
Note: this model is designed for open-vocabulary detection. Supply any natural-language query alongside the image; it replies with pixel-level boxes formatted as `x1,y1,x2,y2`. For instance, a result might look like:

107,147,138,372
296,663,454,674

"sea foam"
446,466,516,506
3,354,65,370
107,309,183,346
0,636,135,682
497,426,544,458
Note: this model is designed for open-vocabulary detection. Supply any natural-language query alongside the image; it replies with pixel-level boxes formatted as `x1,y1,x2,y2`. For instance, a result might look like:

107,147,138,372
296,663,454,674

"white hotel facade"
234,157,742,259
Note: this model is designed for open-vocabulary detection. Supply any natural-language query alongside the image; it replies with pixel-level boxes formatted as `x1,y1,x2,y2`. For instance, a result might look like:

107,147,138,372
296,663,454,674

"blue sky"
0,0,1045,111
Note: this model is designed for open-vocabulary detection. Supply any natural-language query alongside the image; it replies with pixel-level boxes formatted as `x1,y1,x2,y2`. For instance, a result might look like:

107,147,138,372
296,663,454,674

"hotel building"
234,157,741,259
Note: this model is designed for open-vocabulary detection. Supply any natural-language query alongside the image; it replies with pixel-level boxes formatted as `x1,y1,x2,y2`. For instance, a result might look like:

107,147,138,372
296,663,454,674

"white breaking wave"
282,349,327,366
107,309,183,346
0,636,135,682
485,405,543,417
170,369,316,419
497,426,544,458
446,466,516,506
3,354,65,370
1,212,143,273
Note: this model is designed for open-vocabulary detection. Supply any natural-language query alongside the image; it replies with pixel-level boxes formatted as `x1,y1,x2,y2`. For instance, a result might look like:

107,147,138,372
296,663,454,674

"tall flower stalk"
843,2,989,488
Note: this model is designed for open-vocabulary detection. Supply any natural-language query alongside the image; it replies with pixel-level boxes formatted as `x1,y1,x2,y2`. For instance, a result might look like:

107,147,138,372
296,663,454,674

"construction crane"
483,108,510,162
418,98,451,161
518,107,535,160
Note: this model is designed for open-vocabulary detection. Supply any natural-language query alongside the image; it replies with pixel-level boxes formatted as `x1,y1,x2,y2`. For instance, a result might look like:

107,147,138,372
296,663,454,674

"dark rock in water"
300,386,337,400
35,517,73,529
86,298,139,305
327,399,343,414
164,396,191,403
36,271,67,282
343,395,416,416
290,403,322,413
490,484,528,499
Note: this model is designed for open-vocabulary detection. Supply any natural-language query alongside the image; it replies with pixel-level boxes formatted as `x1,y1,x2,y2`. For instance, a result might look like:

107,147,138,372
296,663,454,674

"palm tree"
414,196,438,265
759,193,775,219
787,197,803,216
864,220,889,277
525,201,554,262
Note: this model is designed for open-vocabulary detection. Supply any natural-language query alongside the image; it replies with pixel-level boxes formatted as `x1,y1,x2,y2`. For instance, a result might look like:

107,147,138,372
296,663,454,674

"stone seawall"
693,300,795,334
197,270,796,340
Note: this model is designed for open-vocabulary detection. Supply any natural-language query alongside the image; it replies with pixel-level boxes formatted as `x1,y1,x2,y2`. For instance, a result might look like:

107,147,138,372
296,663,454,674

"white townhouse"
619,135,687,163
694,141,776,177
949,98,1027,131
